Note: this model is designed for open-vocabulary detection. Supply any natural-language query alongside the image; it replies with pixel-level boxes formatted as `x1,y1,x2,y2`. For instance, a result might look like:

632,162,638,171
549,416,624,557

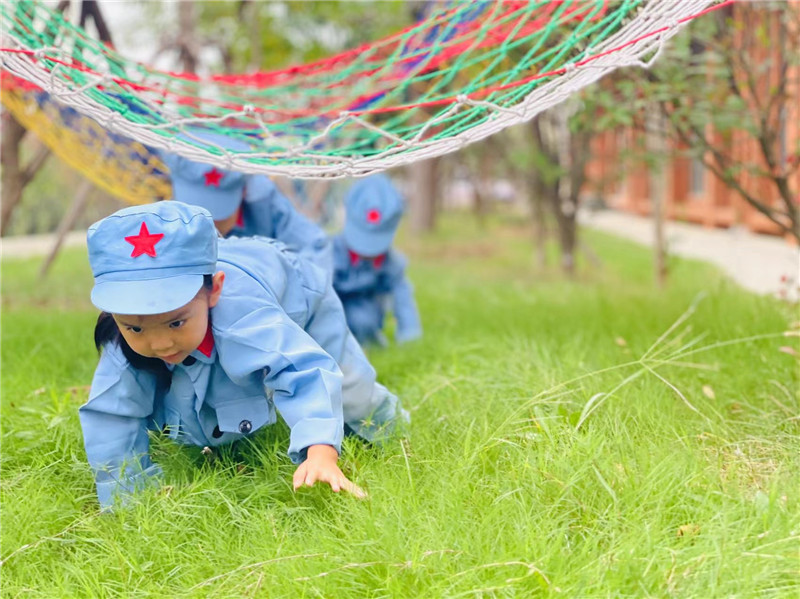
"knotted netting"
1,0,724,203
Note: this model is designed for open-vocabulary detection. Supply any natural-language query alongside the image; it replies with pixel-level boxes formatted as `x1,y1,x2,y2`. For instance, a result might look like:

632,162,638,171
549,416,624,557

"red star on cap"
366,209,381,224
204,167,224,187
125,222,164,258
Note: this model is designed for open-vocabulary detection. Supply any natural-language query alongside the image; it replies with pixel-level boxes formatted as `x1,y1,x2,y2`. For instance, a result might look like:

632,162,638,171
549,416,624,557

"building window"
690,157,705,197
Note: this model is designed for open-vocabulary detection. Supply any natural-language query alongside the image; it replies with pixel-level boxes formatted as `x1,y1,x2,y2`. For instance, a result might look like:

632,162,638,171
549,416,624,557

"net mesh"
0,0,723,201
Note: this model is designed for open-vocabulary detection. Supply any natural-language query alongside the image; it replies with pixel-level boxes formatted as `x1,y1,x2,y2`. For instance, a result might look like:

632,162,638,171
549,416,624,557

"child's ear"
208,271,225,308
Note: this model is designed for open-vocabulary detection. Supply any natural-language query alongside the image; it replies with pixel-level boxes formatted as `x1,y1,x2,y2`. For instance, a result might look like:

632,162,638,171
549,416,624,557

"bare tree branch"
21,143,52,188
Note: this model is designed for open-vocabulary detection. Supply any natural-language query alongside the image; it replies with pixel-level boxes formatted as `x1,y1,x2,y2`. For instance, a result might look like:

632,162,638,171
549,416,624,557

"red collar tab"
124,222,164,258
204,167,224,187
196,325,214,357
235,204,244,228
349,249,386,268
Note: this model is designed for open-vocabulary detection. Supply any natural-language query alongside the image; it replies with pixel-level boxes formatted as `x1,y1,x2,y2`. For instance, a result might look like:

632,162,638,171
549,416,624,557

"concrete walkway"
579,209,800,301
2,215,799,301
0,231,86,260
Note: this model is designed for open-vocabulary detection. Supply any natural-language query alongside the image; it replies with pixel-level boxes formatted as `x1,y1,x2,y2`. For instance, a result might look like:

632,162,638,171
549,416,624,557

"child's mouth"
160,352,184,363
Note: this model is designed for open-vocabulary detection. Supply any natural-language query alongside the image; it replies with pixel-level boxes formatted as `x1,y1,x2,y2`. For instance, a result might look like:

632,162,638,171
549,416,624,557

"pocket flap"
215,395,274,435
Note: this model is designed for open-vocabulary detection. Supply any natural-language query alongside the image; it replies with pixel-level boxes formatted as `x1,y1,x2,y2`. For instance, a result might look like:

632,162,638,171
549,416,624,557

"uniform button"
182,356,197,366
238,420,252,434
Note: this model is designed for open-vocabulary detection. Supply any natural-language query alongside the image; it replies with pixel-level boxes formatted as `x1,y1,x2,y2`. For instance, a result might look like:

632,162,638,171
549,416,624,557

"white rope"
0,0,717,179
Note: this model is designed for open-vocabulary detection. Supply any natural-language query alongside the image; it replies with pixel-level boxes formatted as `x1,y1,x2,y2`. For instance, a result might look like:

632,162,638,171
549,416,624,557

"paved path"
0,231,86,260
3,215,799,301
579,209,800,301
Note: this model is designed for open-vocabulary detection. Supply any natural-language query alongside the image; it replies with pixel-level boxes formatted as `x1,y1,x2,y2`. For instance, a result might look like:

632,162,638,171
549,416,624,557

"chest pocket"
215,395,275,435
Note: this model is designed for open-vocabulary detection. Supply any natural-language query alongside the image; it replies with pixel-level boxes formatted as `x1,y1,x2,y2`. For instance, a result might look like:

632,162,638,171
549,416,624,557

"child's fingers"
293,464,308,491
341,478,367,499
294,464,366,498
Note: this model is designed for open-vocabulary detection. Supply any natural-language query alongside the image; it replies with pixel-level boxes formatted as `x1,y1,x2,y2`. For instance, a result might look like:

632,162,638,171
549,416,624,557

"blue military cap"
87,201,218,315
160,130,251,220
343,174,404,256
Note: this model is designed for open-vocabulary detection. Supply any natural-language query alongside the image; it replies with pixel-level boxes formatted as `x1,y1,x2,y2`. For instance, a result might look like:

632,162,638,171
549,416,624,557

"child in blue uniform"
160,133,332,272
82,201,406,509
332,174,422,346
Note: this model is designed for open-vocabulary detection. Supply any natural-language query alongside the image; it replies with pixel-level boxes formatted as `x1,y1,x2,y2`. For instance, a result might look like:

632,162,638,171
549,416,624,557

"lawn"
2,214,798,598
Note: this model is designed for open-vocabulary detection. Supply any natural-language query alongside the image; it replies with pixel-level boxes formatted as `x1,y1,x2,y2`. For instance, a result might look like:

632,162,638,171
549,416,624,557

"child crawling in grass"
82,201,407,509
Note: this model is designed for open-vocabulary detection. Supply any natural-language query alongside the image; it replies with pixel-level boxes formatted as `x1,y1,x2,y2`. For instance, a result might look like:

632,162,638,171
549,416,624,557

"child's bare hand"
293,444,367,498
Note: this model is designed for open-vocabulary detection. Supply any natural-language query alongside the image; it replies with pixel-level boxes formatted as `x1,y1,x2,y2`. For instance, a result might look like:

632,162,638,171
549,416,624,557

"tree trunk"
647,109,668,288
39,180,93,277
531,107,582,277
80,0,114,46
554,206,576,276
526,170,549,269
1,114,28,236
240,0,263,71
468,170,488,230
1,114,51,236
177,1,199,74
408,157,440,233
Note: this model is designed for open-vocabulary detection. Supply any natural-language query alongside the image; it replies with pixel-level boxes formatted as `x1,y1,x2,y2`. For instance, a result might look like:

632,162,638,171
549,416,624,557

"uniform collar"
185,324,216,364
348,249,386,268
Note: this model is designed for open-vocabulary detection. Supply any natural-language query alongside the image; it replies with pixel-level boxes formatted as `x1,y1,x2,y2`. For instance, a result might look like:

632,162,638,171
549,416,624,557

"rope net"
1,0,721,202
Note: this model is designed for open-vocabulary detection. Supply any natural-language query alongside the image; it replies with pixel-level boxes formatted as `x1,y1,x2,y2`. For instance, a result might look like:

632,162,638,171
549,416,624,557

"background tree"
141,1,412,75
485,84,621,277
1,0,116,237
627,1,799,241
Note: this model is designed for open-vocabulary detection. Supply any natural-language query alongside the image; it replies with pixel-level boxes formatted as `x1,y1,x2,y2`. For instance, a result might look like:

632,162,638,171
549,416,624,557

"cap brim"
343,222,395,257
91,275,204,315
170,179,242,220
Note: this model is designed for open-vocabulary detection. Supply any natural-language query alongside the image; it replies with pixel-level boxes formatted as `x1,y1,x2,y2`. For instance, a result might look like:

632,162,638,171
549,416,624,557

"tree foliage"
139,0,414,74
629,2,800,239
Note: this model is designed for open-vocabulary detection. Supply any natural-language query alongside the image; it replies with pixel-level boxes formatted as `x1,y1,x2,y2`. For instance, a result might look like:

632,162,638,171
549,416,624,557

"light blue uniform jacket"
331,234,422,345
230,175,333,273
81,237,348,509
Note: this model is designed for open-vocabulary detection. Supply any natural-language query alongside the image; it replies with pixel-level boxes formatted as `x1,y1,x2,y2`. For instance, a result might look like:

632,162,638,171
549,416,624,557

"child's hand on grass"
293,444,366,498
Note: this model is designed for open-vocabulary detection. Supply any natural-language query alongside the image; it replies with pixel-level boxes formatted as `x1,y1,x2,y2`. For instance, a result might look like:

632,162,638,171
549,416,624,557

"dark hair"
92,275,214,383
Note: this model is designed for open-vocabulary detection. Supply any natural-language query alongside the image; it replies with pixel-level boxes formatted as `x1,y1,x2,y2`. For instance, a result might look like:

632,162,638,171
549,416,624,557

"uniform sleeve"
386,252,423,343
79,344,162,509
252,176,333,273
212,266,344,463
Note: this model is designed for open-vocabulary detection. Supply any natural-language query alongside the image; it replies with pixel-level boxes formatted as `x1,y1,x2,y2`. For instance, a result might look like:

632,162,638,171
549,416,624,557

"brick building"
586,1,798,240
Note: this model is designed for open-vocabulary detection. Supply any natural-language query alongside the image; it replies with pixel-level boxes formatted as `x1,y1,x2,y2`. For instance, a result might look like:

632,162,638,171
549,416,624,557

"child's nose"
148,332,174,351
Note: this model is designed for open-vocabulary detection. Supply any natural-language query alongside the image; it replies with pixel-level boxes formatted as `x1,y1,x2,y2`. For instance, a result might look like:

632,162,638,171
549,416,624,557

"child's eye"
169,320,186,329
127,326,143,333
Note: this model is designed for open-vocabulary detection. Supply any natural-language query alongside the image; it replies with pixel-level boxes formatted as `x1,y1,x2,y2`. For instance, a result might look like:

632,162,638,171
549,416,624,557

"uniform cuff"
346,399,410,442
288,418,344,464
95,464,163,510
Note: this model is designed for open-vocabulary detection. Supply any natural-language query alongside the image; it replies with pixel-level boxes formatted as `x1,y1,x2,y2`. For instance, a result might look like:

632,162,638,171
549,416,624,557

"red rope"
0,1,733,123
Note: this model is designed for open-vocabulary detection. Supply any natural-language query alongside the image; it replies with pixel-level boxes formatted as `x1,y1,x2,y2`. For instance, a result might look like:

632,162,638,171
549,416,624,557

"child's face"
213,189,246,236
113,272,224,365
214,212,238,236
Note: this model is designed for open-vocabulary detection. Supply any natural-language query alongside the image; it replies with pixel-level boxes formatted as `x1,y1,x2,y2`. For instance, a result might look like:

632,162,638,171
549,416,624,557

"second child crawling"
82,201,407,509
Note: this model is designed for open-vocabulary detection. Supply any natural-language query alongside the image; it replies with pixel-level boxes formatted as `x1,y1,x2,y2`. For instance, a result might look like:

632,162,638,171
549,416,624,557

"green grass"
2,214,798,598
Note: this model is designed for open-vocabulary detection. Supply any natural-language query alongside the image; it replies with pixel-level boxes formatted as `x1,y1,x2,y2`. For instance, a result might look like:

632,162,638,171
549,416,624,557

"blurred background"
2,6,799,594
2,0,798,295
